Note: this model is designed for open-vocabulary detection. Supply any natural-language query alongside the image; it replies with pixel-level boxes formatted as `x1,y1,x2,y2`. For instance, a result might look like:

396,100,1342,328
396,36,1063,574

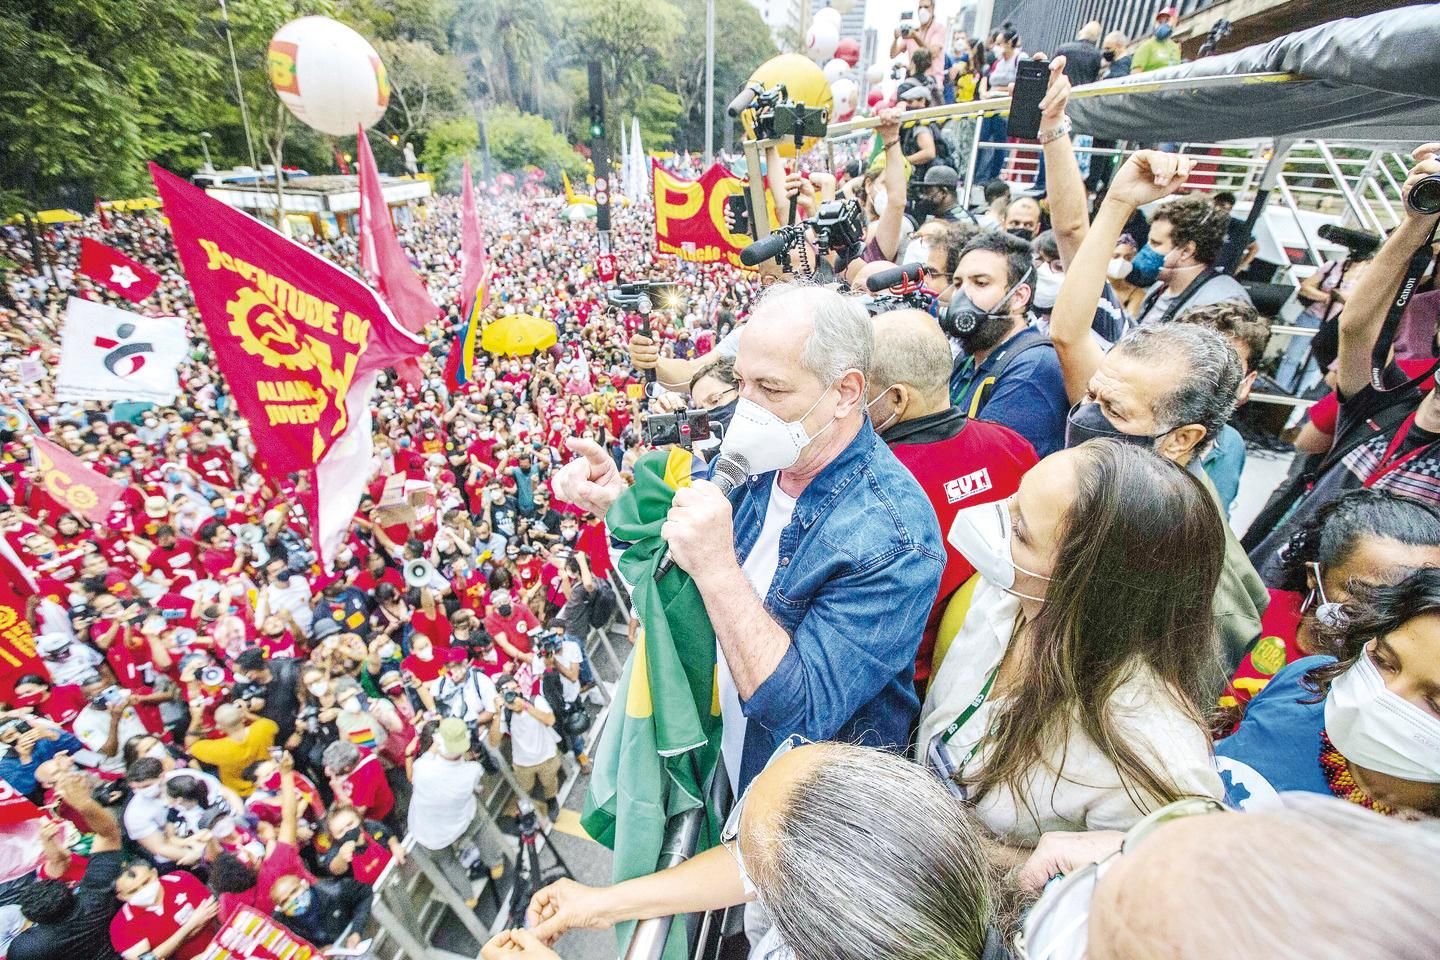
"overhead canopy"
1068,4,1440,143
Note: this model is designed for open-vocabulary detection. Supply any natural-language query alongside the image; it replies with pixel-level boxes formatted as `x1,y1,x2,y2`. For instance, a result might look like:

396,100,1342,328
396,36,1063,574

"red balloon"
836,37,861,68
866,87,885,108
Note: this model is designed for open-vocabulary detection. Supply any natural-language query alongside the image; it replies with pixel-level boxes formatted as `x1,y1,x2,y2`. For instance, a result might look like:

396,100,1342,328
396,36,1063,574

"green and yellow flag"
581,447,724,960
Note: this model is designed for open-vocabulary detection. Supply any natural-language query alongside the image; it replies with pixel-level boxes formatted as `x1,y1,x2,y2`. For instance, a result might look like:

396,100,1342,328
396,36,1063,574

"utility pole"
217,0,260,172
704,0,715,165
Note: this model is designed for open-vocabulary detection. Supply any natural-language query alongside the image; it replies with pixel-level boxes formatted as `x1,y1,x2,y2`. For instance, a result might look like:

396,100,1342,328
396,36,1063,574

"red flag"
29,434,125,525
0,575,44,702
356,129,438,334
77,237,160,302
460,158,489,318
149,163,424,567
94,199,111,230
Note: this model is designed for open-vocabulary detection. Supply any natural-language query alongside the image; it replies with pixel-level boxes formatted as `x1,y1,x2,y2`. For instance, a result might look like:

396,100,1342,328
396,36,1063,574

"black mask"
497,604,513,617
1007,227,1036,242
911,197,936,222
1063,401,1173,449
1102,49,1116,62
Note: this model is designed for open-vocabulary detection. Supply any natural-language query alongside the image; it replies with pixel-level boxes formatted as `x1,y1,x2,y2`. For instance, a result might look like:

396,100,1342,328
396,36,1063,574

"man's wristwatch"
1037,118,1072,144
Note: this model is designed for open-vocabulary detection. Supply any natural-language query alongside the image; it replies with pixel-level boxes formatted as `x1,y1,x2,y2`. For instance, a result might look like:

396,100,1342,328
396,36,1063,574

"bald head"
1004,197,1042,235
871,310,952,402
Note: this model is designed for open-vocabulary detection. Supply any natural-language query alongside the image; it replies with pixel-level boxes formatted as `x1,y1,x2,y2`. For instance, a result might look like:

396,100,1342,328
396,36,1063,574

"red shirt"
410,608,451,648
1220,587,1306,732
890,415,1038,686
217,840,316,921
187,447,235,488
354,566,405,595
110,869,217,960
200,545,239,579
453,570,489,613
146,538,202,586
576,519,612,579
32,685,87,726
335,753,393,822
484,606,540,655
401,649,447,684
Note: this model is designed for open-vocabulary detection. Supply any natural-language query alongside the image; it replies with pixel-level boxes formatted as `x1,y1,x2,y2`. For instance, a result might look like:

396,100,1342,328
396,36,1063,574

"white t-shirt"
502,694,561,767
122,768,228,856
718,477,796,795
72,704,150,773
554,639,584,703
409,752,481,849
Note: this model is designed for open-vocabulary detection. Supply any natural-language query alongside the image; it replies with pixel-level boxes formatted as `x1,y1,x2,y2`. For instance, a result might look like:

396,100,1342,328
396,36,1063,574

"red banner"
0,576,42,700
151,163,421,475
356,128,437,334
29,435,125,525
199,906,319,960
77,237,161,302
651,160,775,268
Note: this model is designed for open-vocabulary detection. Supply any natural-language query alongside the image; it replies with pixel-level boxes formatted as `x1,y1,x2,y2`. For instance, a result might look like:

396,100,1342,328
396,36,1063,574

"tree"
447,0,553,113
485,105,586,185
373,37,466,151
418,116,478,191
664,0,777,154
632,85,684,151
559,0,682,122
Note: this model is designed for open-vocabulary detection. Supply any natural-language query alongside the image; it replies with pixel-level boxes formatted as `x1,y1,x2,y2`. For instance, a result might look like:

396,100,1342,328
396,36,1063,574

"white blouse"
917,576,1224,844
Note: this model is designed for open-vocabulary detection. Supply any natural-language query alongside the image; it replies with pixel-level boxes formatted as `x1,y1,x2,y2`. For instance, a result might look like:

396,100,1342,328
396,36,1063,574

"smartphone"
726,193,752,237
1007,60,1049,140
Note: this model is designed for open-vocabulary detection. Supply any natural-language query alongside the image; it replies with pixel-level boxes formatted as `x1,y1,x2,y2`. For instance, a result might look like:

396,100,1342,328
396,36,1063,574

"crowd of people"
3,12,1440,960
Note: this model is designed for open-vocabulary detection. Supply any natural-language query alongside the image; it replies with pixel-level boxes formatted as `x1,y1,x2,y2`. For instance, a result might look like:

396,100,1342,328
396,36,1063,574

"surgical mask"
340,697,361,714
1304,562,1347,628
378,642,398,661
918,8,932,23
128,878,163,907
1064,402,1170,449
415,647,433,661
282,887,314,917
1128,244,1164,286
561,528,578,541
1033,261,1063,309
147,743,169,761
1155,24,1173,40
947,498,1050,602
1107,256,1132,281
902,238,931,267
1325,651,1440,783
719,385,839,476
307,681,329,697
136,783,163,799
870,185,888,218
865,386,901,434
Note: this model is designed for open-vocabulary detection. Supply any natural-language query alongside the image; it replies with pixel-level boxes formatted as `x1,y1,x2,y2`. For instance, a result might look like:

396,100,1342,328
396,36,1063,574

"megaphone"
237,525,263,546
404,559,436,588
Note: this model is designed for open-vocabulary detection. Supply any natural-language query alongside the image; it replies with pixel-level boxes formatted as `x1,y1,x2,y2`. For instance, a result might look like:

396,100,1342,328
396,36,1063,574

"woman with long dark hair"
1217,566,1440,818
918,440,1225,842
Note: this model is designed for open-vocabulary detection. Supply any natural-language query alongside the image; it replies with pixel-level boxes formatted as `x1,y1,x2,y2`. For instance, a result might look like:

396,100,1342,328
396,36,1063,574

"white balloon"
831,78,859,120
822,58,849,82
268,16,389,137
864,62,886,84
813,7,843,30
806,20,840,62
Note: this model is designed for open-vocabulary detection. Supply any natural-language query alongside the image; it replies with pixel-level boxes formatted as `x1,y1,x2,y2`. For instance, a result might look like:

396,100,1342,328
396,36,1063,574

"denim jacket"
728,418,945,789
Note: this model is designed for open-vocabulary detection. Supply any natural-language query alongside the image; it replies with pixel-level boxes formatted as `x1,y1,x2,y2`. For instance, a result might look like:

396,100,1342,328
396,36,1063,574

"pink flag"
460,158,489,317
29,434,124,525
356,129,439,334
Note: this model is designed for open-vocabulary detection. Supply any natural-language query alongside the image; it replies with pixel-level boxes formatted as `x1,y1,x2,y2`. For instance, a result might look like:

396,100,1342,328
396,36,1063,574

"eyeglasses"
1013,797,1228,960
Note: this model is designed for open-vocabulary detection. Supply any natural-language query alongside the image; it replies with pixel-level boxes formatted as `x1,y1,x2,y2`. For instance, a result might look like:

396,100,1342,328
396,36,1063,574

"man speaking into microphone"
554,283,943,794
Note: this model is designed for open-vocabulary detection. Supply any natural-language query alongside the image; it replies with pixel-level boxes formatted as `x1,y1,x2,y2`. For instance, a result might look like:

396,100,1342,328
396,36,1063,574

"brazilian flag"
581,447,724,960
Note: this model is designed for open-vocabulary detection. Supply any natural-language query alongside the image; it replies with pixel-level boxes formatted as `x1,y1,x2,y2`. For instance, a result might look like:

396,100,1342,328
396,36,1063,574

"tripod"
505,798,576,929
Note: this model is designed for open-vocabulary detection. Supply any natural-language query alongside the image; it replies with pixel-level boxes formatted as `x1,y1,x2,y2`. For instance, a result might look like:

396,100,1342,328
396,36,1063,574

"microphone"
739,232,791,268
1317,223,1382,258
865,262,927,293
727,86,759,118
653,453,751,581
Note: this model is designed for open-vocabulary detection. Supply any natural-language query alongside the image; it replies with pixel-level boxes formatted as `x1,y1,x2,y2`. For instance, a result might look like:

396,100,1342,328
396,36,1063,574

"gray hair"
746,743,996,960
751,282,873,384
322,739,361,774
1110,793,1440,960
1113,323,1242,441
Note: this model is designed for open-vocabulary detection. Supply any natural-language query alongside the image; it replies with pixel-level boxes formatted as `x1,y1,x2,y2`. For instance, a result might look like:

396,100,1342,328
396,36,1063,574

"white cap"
36,633,71,655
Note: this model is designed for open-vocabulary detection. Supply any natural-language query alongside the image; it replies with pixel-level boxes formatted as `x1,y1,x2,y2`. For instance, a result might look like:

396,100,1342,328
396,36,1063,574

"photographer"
232,646,301,744
72,670,152,772
536,632,590,773
433,646,499,732
487,674,561,821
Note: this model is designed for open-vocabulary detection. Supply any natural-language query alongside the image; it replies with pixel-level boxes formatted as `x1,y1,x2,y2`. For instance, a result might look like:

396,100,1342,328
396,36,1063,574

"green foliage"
664,0,777,153
634,86,684,151
486,106,586,186
419,116,479,191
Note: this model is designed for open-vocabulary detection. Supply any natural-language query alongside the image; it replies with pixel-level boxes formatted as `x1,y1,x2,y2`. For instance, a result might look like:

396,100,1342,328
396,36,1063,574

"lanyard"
940,664,999,744
1362,411,1437,488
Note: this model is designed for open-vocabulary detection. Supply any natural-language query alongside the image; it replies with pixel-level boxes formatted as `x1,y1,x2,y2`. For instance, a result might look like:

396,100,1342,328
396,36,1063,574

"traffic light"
586,61,606,144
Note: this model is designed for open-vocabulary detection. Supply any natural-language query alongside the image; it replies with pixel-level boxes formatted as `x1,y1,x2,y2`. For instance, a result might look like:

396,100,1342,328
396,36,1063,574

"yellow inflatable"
739,54,834,158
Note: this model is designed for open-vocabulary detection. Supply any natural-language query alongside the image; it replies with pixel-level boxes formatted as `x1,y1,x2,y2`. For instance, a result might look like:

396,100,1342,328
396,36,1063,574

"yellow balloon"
739,54,834,158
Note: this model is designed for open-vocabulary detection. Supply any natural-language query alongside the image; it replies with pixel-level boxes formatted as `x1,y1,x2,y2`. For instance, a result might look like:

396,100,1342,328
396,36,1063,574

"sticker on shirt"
944,467,993,504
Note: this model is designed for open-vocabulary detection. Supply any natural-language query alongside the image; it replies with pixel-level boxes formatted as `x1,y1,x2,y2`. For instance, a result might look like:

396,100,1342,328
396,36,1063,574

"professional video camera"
739,199,867,277
863,263,937,315
605,280,684,313
231,679,267,704
641,408,714,451
1317,224,1382,259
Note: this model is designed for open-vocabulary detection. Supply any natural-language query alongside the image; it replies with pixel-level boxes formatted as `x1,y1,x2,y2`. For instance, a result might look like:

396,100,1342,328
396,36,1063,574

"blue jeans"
974,114,1009,185
1275,311,1323,394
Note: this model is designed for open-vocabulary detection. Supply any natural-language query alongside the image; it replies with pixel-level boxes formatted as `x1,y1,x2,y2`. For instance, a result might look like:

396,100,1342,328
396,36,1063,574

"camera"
232,680,266,704
607,281,682,313
91,685,127,709
1409,175,1440,216
810,200,867,261
502,689,521,706
898,11,917,36
297,703,320,734
641,409,713,450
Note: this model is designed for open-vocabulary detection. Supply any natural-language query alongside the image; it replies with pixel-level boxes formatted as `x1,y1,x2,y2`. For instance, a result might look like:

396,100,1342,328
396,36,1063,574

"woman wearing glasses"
1216,565,1440,818
917,440,1226,844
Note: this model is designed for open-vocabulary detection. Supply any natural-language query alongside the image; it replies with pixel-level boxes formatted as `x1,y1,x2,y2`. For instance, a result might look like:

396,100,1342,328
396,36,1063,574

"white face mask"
719,384,838,476
918,8,932,24
946,498,1051,602
1325,650,1440,783
128,877,163,907
870,185,888,218
901,238,931,268
1033,261,1063,309
865,386,901,435
136,783,163,800
307,681,329,697
1107,257,1132,281
340,697,362,714
415,647,433,661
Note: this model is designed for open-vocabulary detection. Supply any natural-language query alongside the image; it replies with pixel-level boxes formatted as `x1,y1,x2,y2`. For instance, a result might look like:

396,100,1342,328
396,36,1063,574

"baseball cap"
922,165,959,188
1157,5,1177,17
492,589,513,605
312,619,343,641
437,717,470,757
444,646,468,664
36,633,71,656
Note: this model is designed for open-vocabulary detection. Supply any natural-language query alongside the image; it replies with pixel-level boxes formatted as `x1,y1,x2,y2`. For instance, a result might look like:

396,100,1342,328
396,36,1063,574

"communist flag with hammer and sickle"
30,434,124,525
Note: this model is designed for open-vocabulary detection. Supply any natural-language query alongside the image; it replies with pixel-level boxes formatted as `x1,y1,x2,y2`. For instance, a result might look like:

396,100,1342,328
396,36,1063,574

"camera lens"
1409,174,1440,216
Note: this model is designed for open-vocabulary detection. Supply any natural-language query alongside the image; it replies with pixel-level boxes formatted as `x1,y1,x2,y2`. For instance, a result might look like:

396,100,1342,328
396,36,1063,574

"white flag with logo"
55,296,186,403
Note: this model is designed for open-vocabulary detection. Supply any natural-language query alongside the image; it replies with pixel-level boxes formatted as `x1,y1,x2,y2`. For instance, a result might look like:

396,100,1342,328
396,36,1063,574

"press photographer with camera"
487,674,561,821
554,283,943,794
535,631,591,773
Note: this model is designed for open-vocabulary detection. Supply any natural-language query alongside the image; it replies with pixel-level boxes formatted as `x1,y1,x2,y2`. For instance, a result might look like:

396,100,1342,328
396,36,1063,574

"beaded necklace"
1318,730,1395,816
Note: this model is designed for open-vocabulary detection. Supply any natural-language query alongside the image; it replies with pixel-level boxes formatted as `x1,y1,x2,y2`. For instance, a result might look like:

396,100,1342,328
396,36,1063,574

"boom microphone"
728,85,759,118
739,232,791,268
865,262,927,293
653,453,751,581
1318,223,1382,258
